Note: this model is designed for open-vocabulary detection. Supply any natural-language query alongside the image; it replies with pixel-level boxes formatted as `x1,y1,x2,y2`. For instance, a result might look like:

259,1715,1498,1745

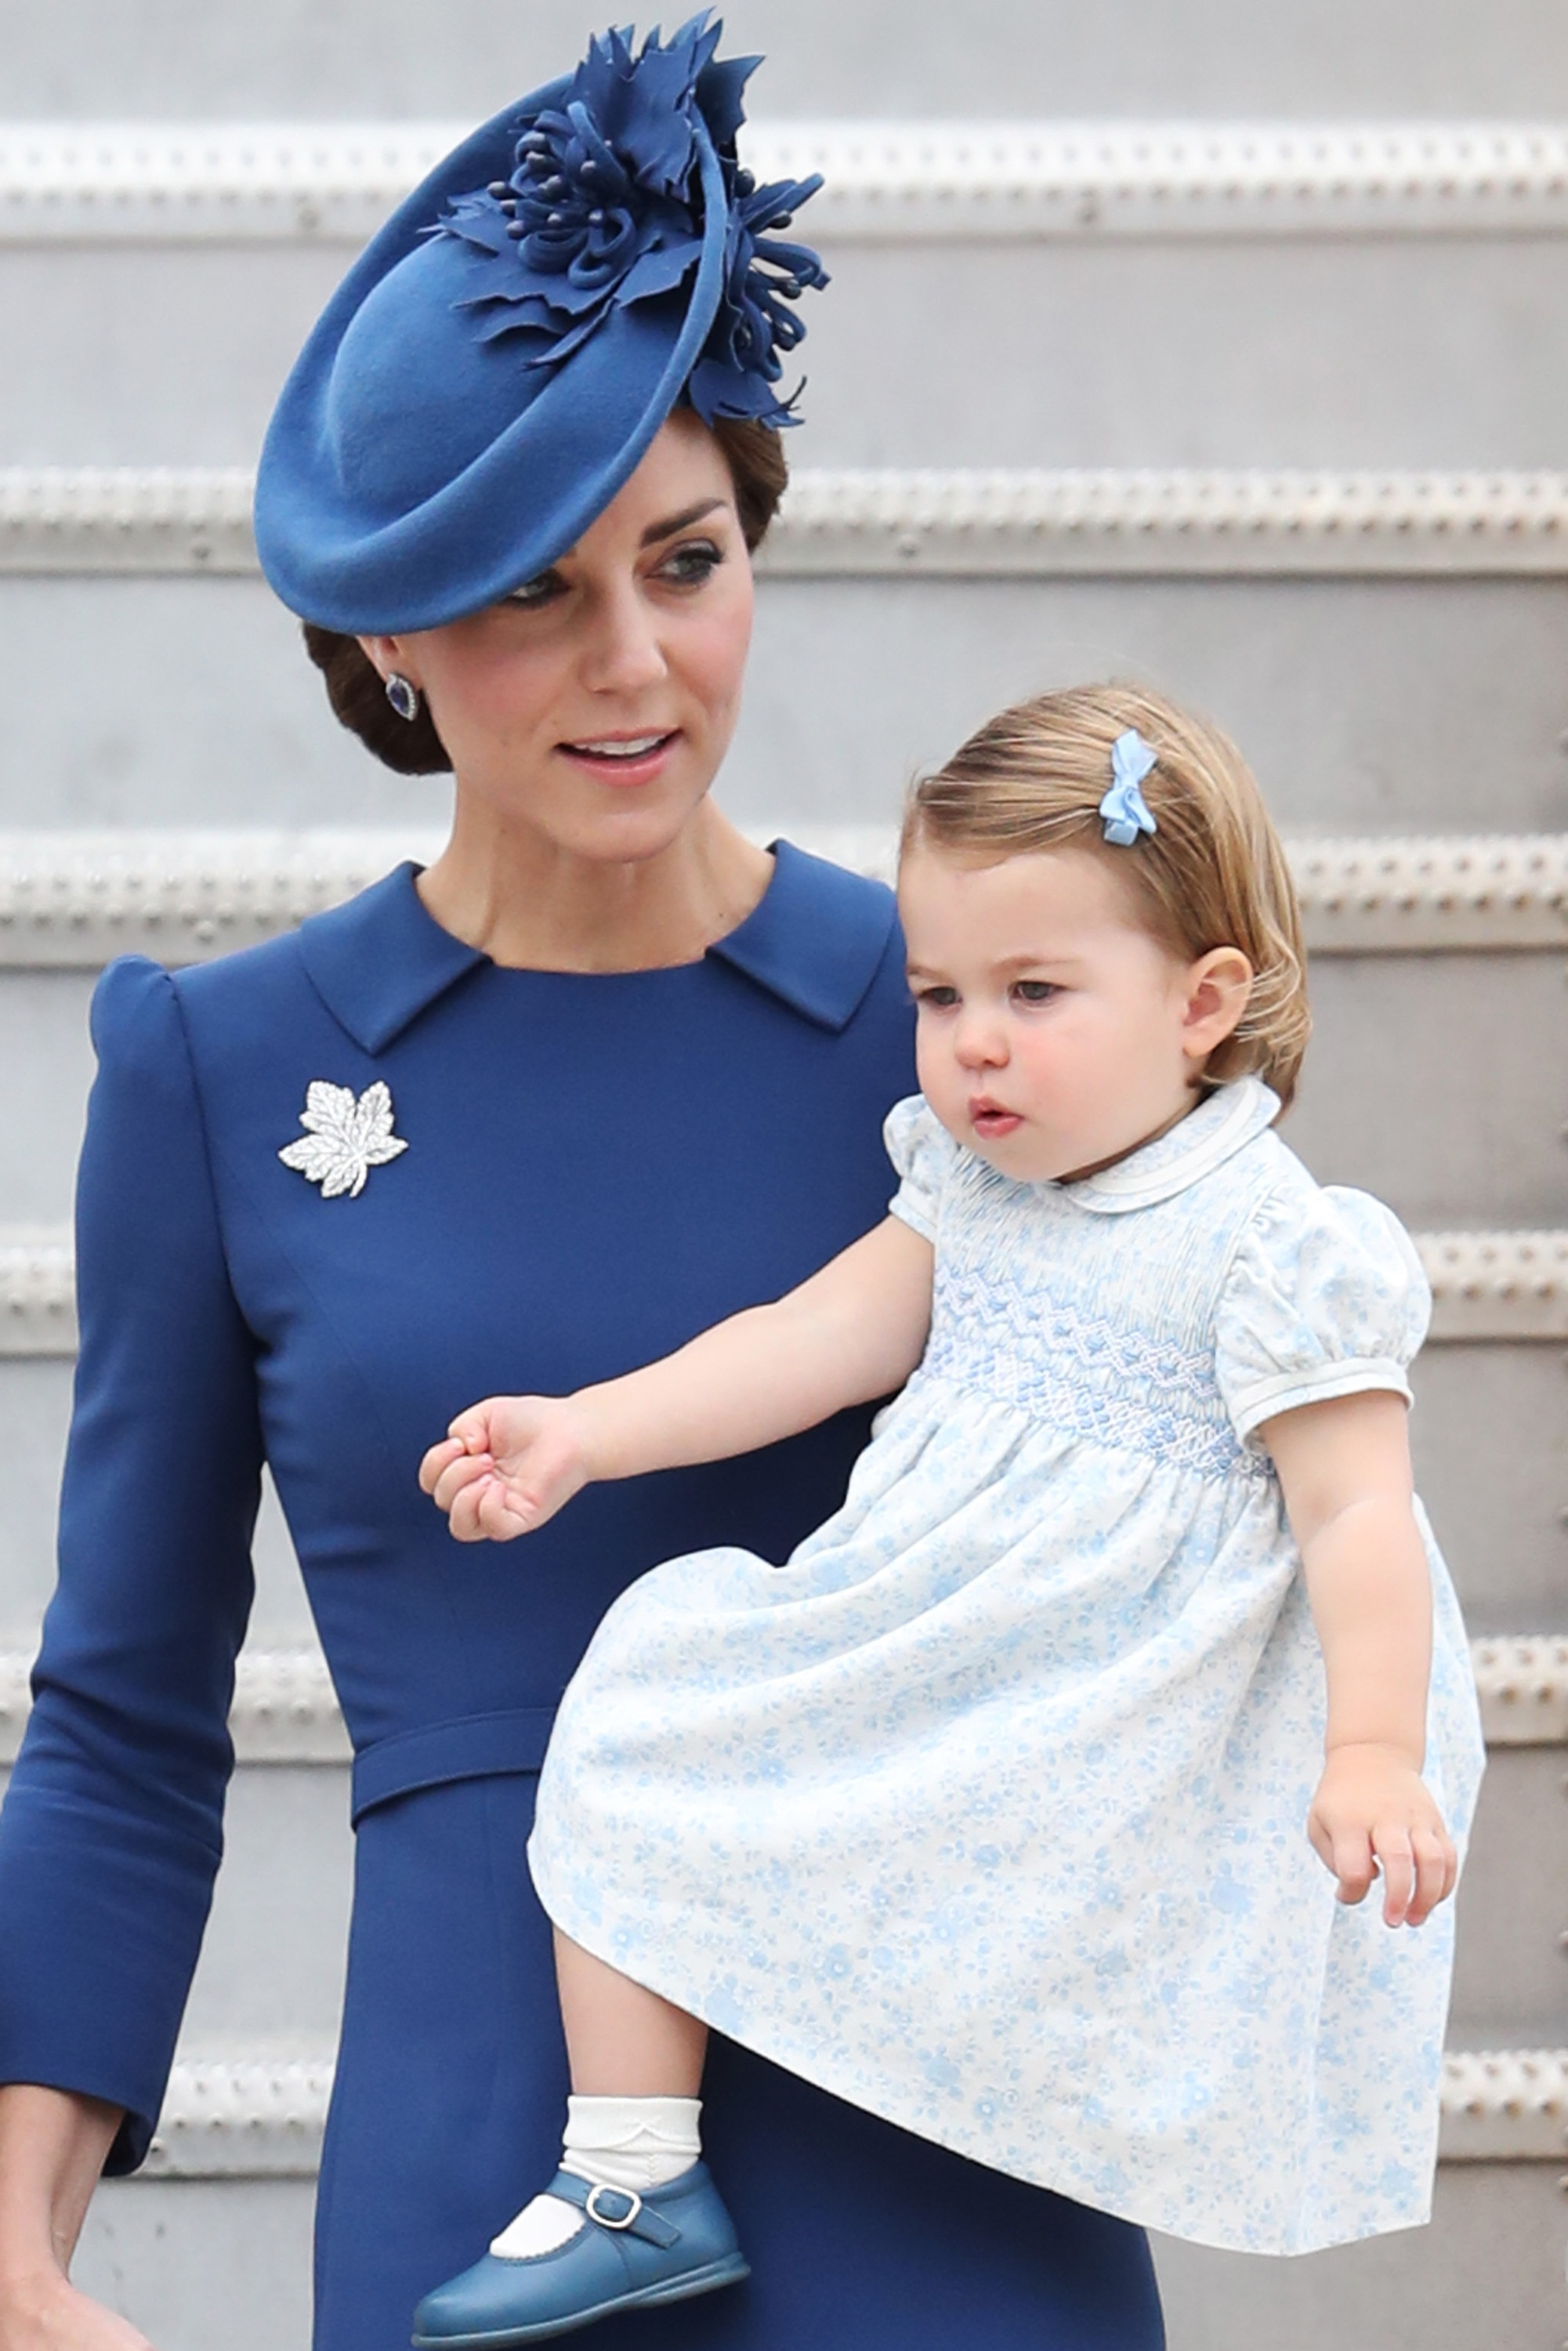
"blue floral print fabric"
528,1077,1485,2255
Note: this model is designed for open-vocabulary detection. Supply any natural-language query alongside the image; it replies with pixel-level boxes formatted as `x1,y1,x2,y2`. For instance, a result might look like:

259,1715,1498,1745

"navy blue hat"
254,13,827,635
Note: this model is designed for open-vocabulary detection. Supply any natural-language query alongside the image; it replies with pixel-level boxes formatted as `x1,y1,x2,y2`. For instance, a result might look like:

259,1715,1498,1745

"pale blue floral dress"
528,1077,1485,2255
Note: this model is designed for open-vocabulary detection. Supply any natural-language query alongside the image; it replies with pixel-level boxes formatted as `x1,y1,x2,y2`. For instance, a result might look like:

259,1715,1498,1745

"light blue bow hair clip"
1099,729,1159,846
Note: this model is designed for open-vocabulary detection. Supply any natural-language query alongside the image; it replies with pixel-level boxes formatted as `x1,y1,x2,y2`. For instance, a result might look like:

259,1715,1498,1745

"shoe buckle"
585,2183,643,2232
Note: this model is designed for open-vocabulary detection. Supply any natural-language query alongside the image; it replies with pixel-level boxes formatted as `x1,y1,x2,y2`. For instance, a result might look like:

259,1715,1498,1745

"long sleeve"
0,957,262,2170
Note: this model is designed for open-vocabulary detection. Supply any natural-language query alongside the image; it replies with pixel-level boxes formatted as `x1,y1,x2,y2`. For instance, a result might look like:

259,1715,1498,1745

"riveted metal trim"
143,2056,335,2178
120,2048,1568,2174
1439,2051,1568,2161
8,469,1568,577
0,830,1563,974
0,1643,1561,1758
0,1648,349,1762
5,121,1568,245
1470,1639,1568,1746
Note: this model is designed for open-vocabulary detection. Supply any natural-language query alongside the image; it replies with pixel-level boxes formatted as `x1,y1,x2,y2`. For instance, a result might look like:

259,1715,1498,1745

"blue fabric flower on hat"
433,13,828,429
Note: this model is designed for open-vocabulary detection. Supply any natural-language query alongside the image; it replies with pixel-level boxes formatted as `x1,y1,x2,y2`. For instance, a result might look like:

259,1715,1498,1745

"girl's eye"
914,985,959,1009
659,538,722,585
1012,980,1059,1004
503,569,567,609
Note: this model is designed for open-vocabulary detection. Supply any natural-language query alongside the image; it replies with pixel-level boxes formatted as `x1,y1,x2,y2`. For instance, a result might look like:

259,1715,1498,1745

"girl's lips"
970,1102,1023,1139
557,730,679,786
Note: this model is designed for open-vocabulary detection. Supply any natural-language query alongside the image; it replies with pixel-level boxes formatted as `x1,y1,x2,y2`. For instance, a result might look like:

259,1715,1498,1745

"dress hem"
530,1848,1436,2261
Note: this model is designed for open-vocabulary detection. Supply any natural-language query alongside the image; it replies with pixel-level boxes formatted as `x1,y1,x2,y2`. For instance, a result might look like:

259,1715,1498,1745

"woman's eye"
1013,980,1059,1004
660,539,722,585
503,570,566,608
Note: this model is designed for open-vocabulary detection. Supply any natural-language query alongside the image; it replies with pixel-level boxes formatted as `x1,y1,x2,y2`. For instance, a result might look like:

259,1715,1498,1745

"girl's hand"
1307,1743,1458,1927
0,2269,156,2351
418,1397,594,1542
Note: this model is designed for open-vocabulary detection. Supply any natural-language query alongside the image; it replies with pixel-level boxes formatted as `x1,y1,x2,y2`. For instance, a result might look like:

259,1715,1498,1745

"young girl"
414,683,1484,2345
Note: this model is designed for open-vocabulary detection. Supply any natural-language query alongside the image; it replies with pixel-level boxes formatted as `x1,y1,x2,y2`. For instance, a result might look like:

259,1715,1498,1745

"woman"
0,22,1165,2351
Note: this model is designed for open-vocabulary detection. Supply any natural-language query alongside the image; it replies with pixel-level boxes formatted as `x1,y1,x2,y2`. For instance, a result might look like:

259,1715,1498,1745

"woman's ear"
1180,946,1253,1064
357,634,419,689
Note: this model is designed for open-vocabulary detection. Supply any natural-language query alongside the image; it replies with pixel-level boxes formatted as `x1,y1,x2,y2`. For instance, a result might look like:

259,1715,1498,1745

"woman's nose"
579,585,668,695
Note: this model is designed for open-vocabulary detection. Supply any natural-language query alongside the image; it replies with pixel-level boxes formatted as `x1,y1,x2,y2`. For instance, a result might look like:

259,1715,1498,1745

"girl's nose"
579,584,668,695
953,1009,1009,1069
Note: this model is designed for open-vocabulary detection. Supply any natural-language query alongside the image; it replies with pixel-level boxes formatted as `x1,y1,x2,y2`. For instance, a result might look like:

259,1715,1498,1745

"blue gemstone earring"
384,673,421,723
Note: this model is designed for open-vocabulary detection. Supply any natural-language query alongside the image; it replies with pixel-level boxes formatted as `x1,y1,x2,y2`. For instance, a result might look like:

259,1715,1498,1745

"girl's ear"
1180,946,1253,1065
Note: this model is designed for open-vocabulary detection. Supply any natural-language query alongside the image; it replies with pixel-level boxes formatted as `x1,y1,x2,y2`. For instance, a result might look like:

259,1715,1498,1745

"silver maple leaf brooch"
278,1080,408,1199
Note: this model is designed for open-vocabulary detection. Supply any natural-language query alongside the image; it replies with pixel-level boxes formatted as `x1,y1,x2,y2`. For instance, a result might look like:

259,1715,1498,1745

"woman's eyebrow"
639,497,727,547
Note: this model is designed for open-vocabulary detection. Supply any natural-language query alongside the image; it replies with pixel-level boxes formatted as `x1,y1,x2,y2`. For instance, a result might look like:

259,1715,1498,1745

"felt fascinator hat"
254,13,827,635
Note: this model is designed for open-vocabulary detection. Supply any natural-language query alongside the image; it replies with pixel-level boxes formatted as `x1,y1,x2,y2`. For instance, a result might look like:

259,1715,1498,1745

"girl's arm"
1261,1389,1458,1929
421,1213,935,1542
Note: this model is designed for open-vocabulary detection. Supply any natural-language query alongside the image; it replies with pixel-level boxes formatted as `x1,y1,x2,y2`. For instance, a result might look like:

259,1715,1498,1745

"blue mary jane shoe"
411,2164,749,2346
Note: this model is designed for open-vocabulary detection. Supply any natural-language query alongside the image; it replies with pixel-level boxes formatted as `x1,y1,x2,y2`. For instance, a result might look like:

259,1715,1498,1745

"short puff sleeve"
1215,1183,1430,1444
883,1094,958,1242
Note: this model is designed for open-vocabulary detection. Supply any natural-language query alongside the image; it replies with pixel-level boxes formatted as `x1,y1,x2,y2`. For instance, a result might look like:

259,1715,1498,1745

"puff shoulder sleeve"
0,958,262,2170
883,1094,958,1242
1215,1181,1430,1444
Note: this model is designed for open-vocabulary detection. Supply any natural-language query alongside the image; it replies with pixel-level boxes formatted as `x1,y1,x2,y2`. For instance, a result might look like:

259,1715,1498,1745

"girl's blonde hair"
903,682,1310,1109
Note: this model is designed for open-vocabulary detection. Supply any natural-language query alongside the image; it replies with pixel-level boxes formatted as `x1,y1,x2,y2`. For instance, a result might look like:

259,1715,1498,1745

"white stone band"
132,2047,1566,2174
8,468,1568,576
1,829,1563,971
4,122,1568,245
0,1641,1562,1760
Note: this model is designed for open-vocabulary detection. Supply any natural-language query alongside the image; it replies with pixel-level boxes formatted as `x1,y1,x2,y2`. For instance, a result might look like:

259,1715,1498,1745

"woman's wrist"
0,2086,121,2300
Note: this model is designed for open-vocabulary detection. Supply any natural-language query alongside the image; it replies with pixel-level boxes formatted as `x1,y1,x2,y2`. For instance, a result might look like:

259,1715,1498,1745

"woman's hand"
0,2269,155,2351
1307,1742,1458,1927
418,1398,596,1542
0,2088,153,2351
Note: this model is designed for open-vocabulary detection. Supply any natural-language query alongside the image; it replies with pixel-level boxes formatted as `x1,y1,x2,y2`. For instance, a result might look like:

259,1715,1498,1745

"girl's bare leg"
554,1927,708,2096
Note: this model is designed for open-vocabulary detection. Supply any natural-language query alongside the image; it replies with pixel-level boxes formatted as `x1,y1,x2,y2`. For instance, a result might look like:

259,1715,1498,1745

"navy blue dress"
0,845,1163,2351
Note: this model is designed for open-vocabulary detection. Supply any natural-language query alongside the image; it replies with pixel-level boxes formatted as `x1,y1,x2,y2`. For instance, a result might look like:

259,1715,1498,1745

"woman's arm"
1261,1389,1458,1929
422,1213,934,1541
0,2086,154,2349
0,960,262,2308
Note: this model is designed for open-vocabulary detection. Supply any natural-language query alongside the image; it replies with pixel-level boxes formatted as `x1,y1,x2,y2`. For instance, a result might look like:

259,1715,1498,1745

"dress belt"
350,1704,559,1827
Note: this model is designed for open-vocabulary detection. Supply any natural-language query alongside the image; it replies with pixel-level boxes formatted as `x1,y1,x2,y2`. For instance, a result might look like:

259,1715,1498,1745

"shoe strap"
548,2170,683,2250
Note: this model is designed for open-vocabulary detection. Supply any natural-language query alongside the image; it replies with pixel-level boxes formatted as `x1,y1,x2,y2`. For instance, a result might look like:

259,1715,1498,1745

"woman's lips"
557,730,679,786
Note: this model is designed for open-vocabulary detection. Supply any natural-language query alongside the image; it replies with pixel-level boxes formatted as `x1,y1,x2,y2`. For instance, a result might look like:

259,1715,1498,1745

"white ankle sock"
489,2096,703,2261
562,2093,703,2192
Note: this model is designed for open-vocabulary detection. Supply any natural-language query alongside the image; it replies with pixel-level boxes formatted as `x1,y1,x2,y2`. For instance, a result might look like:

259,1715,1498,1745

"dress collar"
297,839,898,1055
1063,1076,1281,1215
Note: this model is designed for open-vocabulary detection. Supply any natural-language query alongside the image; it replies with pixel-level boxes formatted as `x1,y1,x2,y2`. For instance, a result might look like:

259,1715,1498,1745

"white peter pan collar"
1062,1076,1281,1215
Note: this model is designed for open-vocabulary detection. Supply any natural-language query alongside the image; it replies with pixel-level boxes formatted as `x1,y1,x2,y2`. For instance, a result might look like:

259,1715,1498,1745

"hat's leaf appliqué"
432,10,828,429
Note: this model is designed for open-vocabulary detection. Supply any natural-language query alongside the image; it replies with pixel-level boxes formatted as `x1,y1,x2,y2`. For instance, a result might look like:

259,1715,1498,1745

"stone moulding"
7,468,1568,577
3,122,1568,245
129,2049,1568,2175
0,1641,1562,1761
0,830,1563,973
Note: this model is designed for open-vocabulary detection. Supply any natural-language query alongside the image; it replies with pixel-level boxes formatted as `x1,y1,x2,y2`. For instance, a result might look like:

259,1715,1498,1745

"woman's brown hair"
904,682,1311,1109
301,413,789,777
